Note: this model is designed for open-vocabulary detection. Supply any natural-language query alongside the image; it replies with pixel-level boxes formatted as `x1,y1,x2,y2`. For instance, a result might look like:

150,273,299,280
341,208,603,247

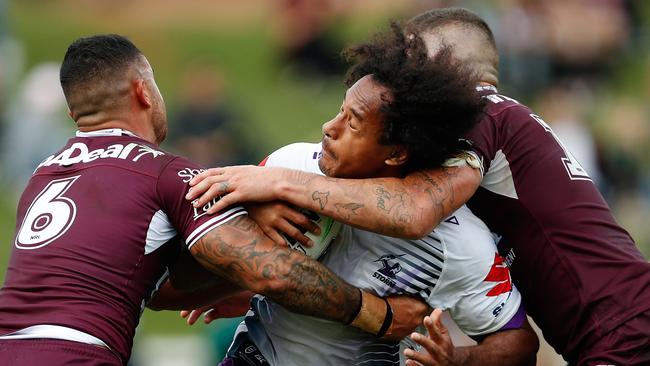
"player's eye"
349,120,359,131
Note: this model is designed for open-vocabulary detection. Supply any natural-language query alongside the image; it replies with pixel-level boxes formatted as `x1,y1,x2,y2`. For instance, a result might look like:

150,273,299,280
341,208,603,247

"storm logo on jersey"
372,254,405,287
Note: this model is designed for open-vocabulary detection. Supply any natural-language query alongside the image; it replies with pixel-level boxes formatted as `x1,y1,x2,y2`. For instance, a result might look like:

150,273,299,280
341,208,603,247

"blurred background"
0,0,648,365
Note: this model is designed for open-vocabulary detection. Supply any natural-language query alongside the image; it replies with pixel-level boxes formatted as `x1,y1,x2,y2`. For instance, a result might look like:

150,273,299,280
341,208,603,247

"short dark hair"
343,22,485,172
60,34,142,97
408,7,496,49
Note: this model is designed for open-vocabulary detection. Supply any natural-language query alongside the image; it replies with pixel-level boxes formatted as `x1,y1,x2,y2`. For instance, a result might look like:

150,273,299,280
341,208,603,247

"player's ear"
133,79,152,108
385,146,408,167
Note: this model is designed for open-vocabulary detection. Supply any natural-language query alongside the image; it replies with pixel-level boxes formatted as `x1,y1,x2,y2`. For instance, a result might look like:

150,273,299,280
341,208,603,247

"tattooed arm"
189,214,361,322
187,164,481,239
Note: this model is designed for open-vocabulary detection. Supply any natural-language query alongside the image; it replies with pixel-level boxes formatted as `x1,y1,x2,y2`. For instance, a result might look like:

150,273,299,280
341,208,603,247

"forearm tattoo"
191,215,360,322
334,202,364,220
417,167,458,218
373,185,413,234
311,191,330,211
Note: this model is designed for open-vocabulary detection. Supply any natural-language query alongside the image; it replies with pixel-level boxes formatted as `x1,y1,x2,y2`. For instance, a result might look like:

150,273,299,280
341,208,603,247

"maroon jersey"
465,86,650,362
0,129,245,363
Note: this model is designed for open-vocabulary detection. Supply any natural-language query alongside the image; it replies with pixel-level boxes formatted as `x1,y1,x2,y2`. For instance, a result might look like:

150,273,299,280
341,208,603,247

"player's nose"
322,116,338,139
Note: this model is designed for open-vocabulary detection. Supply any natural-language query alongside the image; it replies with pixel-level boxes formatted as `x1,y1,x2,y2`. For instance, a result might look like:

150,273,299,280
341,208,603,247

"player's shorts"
0,338,121,365
576,310,650,366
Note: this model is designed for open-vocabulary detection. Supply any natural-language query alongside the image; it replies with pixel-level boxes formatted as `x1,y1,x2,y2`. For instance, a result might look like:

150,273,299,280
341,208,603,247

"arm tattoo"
374,185,413,234
417,167,458,219
375,186,391,211
311,191,330,211
191,215,360,323
334,202,364,220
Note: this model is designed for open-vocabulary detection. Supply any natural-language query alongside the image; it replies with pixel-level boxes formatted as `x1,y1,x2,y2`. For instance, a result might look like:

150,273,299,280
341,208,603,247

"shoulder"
263,142,323,173
480,92,536,127
435,206,496,258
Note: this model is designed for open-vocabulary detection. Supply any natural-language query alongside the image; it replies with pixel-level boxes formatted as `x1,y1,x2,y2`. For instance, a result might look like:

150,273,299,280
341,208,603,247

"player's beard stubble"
151,97,168,145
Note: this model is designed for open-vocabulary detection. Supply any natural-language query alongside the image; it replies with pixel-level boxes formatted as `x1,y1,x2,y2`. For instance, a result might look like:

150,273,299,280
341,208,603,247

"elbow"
400,206,437,239
403,222,435,240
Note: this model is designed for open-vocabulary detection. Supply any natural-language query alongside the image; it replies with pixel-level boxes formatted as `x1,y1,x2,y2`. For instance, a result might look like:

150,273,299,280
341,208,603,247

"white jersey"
235,143,522,366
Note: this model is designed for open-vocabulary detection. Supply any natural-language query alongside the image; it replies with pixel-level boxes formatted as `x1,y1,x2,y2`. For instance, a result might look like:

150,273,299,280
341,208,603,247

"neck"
75,114,157,145
479,72,498,87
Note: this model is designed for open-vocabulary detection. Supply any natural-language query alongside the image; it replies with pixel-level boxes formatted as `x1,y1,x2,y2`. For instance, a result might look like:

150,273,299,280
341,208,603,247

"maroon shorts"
577,311,650,366
0,339,122,366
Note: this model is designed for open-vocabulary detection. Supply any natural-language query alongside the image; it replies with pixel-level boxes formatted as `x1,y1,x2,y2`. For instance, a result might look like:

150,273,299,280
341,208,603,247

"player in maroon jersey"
0,35,428,366
187,9,650,366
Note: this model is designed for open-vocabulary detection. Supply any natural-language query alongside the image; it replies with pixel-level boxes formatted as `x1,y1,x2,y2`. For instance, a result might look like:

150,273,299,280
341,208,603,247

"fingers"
261,225,289,246
186,170,225,201
404,358,425,366
277,220,313,247
187,177,231,207
203,309,217,324
205,192,240,215
404,340,436,365
189,167,224,187
425,309,448,345
184,309,204,326
284,209,321,235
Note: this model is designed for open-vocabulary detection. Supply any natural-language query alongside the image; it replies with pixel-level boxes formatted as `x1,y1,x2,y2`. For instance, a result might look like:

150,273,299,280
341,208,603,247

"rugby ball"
283,210,341,260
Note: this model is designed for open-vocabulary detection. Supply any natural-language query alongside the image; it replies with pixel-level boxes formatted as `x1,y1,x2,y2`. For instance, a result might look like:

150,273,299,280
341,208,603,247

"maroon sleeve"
465,113,500,177
156,156,247,249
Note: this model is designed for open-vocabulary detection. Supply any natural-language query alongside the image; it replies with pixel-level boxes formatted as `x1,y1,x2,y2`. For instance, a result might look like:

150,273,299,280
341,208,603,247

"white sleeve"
425,206,522,337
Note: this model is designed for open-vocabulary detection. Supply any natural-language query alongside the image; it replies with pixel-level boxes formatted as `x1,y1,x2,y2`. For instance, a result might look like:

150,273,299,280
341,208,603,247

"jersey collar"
475,84,498,93
76,128,141,138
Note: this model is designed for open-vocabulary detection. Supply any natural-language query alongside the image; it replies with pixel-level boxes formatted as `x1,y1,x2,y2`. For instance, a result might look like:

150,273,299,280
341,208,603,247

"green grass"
0,198,14,283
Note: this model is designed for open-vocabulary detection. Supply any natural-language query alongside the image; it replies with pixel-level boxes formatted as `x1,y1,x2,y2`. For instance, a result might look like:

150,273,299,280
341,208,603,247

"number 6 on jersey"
16,176,80,249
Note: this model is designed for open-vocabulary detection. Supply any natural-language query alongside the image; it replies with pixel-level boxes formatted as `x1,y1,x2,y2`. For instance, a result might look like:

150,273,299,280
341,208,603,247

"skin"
318,75,406,179
66,49,427,337
183,24,494,242
184,73,538,363
186,164,479,240
404,309,538,366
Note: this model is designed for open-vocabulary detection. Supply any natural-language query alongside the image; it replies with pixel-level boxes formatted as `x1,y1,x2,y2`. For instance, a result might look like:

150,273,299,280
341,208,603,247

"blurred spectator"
540,0,630,79
534,78,604,189
167,65,255,167
0,0,26,185
596,96,649,199
272,0,346,78
490,0,551,98
0,63,71,192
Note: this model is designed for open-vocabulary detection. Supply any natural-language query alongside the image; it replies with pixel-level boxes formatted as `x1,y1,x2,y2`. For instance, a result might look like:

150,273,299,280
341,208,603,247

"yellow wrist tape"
350,291,387,335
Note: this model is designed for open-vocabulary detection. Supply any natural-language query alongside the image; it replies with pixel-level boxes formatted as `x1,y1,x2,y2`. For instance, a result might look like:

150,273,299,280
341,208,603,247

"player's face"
319,75,400,179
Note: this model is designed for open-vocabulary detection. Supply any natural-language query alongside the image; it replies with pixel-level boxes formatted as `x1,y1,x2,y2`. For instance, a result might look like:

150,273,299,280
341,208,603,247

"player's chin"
317,157,336,176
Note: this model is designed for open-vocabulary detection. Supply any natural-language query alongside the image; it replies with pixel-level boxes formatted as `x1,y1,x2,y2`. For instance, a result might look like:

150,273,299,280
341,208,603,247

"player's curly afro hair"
343,22,485,172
